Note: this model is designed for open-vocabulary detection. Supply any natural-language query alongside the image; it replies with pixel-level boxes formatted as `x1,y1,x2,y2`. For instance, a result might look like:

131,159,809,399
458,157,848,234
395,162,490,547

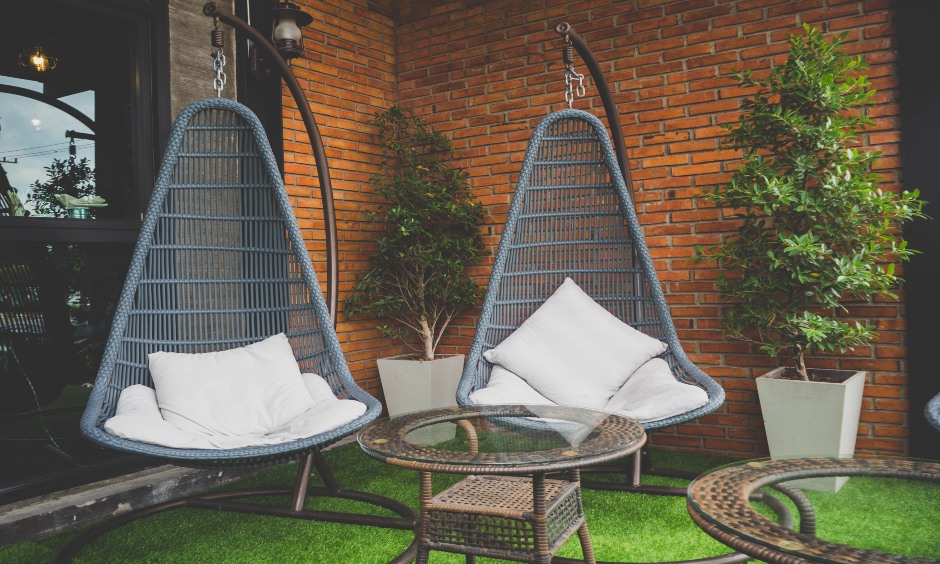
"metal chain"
562,35,585,108
564,65,585,108
211,18,227,97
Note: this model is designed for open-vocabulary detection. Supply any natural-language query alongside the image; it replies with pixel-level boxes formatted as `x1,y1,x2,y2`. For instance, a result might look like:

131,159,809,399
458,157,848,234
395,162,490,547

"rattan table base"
423,475,590,563
687,457,940,563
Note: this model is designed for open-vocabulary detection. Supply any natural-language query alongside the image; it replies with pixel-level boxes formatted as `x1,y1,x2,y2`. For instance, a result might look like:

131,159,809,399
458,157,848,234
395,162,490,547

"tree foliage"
698,25,926,380
345,105,486,360
28,157,96,218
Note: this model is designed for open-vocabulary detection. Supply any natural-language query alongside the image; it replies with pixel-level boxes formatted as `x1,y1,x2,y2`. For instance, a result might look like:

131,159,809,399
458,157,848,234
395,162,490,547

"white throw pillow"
603,358,709,423
148,333,314,436
482,278,668,409
104,375,367,449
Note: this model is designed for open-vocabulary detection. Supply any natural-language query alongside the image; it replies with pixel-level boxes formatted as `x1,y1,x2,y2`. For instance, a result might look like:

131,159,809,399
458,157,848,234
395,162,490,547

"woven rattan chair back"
457,109,723,430
80,98,380,466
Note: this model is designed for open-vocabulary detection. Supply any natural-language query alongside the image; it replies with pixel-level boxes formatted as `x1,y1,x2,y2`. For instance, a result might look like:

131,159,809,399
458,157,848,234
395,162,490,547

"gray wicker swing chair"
58,98,414,561
457,23,727,507
456,109,724,494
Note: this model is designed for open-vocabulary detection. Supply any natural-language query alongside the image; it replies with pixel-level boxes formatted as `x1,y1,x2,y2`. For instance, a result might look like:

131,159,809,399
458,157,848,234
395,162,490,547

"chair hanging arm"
203,2,339,323
555,22,635,208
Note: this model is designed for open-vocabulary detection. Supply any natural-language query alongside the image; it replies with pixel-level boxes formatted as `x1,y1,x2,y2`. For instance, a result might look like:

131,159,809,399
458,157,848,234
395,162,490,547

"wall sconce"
270,2,312,60
18,45,58,73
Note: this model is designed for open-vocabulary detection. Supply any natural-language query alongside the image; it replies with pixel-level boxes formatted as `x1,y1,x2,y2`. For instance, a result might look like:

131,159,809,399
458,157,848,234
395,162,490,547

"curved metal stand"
56,450,418,563
555,22,634,208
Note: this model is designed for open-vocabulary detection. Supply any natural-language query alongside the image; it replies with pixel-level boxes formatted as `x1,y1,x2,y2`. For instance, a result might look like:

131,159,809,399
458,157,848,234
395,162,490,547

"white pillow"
603,358,708,423
482,278,667,409
148,333,314,436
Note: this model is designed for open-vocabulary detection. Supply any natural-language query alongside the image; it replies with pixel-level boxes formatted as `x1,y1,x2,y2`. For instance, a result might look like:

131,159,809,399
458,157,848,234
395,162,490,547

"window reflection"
0,242,134,495
0,76,96,219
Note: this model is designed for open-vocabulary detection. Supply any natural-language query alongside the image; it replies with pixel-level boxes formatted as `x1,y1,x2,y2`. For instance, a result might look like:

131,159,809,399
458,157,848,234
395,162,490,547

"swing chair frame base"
55,450,418,563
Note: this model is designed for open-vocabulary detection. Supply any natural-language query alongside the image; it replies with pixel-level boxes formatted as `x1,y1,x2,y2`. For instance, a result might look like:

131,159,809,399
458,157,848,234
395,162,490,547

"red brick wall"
392,0,908,457
286,0,908,456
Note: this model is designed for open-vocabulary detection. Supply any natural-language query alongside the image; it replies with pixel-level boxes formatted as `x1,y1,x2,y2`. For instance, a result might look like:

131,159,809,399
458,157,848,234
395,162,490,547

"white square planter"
376,354,465,445
756,367,866,493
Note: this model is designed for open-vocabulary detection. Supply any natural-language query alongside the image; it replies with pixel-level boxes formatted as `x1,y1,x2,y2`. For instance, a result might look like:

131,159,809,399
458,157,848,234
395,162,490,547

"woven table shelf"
425,475,584,562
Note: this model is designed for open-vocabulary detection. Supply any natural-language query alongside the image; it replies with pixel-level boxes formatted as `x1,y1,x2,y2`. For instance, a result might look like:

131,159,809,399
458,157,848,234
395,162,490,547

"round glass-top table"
358,404,646,474
358,405,646,564
686,456,940,563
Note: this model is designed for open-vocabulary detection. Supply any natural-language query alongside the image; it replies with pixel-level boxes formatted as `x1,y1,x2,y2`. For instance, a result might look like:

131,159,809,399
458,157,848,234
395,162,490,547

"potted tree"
699,25,926,491
346,105,486,427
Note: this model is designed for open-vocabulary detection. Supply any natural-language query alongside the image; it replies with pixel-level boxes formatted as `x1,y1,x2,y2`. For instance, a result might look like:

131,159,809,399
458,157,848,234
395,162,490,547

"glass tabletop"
686,456,940,563
357,405,646,474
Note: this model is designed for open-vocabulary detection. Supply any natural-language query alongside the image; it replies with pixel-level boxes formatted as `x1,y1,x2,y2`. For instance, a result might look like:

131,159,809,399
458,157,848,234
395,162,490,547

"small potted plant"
698,25,926,491
346,105,486,422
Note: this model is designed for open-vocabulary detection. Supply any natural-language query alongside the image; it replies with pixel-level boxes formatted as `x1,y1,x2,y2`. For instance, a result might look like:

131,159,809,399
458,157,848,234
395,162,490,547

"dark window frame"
0,0,170,244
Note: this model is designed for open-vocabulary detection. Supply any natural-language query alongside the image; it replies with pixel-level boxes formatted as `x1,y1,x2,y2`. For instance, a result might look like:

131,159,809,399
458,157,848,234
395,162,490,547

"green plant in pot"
698,25,926,491
346,105,486,427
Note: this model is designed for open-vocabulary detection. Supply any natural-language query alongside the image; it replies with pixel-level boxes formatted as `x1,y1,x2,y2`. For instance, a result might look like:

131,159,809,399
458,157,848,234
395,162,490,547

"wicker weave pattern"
687,457,940,563
426,475,583,561
456,110,723,431
79,98,380,467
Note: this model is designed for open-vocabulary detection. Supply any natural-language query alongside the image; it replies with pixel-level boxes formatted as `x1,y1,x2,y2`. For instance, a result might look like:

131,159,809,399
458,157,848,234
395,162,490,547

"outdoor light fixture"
18,45,58,73
270,2,312,60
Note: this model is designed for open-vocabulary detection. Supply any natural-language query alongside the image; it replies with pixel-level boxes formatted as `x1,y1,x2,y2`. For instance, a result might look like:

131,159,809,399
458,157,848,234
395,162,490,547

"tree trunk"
419,315,434,361
794,346,809,381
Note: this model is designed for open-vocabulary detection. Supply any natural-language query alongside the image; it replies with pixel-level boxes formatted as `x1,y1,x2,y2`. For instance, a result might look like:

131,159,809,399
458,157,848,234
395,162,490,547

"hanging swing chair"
456,26,743,564
58,9,415,562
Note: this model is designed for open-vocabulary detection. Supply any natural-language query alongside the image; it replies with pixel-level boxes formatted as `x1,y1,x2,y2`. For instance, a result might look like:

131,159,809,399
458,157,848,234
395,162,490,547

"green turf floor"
2,445,938,563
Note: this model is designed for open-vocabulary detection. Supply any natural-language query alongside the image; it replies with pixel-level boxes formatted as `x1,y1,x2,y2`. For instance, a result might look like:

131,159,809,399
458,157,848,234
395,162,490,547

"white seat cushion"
482,278,667,409
468,365,555,406
602,358,708,423
103,374,367,449
470,357,709,425
147,333,314,436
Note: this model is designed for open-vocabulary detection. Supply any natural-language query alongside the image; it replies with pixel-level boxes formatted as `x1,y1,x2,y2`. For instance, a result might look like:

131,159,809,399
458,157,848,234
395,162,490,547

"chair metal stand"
56,449,418,563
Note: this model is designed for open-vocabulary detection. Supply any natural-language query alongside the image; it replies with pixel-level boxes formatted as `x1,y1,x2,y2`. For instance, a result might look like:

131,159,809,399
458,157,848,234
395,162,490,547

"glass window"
0,0,168,504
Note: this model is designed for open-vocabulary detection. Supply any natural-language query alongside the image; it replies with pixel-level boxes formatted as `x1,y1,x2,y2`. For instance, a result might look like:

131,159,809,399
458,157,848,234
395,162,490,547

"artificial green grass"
2,445,938,563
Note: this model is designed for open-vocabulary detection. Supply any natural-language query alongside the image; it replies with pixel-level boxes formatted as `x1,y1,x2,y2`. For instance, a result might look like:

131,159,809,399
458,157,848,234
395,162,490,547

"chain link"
564,65,585,108
212,50,227,97
211,17,226,97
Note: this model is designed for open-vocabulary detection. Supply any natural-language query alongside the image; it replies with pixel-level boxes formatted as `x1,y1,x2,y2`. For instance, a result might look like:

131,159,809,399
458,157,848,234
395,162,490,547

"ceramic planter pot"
376,354,465,444
756,367,866,493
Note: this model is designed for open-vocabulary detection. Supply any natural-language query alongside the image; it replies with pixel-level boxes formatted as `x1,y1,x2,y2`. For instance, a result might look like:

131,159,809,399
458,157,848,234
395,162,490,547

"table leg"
532,473,552,564
456,419,479,453
569,469,596,564
416,471,432,564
